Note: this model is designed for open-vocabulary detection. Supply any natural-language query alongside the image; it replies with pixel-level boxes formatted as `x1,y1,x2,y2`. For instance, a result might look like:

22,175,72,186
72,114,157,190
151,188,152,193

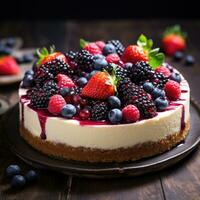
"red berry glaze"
164,80,181,100
155,66,171,77
48,95,66,115
122,105,140,123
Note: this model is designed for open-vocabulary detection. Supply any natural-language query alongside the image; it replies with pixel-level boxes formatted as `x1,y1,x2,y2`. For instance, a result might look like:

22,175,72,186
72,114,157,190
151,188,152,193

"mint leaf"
149,52,165,69
137,34,153,51
80,38,89,48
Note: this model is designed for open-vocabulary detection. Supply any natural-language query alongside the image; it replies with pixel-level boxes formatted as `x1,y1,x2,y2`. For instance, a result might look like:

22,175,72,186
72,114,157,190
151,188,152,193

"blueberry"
102,44,116,56
23,54,35,63
6,165,21,178
93,54,105,60
155,97,169,111
152,88,165,99
11,175,26,189
107,96,121,109
15,56,24,64
61,104,76,118
170,72,182,83
93,58,108,70
5,37,16,48
123,62,133,70
174,51,184,61
108,109,122,124
77,77,88,87
143,82,154,93
22,74,34,88
60,87,71,97
88,70,99,79
0,46,12,55
185,55,195,66
25,170,38,183
25,70,34,76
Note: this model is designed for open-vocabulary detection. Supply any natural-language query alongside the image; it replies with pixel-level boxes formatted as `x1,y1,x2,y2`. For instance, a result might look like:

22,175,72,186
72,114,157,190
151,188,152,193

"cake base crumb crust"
20,122,190,163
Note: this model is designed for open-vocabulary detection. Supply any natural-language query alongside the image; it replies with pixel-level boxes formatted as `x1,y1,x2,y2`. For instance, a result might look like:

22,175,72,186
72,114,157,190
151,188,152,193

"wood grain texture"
0,19,200,200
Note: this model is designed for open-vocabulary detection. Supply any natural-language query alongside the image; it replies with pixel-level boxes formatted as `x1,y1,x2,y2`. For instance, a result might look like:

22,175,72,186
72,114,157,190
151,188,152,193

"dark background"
1,0,199,19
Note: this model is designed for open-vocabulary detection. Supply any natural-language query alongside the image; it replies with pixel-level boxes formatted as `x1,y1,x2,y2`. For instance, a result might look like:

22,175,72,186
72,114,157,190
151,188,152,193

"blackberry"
107,40,125,56
33,65,53,85
129,61,154,84
117,78,157,119
76,50,94,72
90,101,108,121
65,51,77,61
43,80,59,96
29,88,50,109
70,87,81,96
151,72,168,89
46,59,74,77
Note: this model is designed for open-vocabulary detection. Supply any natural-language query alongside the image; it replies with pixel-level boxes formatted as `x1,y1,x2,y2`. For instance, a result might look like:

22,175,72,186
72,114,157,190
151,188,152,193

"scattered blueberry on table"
185,55,195,66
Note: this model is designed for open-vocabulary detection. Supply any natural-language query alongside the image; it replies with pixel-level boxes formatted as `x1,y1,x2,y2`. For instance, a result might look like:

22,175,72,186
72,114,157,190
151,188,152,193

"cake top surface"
20,34,185,125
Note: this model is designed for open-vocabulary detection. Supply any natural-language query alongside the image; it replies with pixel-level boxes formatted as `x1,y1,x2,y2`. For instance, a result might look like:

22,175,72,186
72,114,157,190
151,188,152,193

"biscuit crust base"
20,122,190,163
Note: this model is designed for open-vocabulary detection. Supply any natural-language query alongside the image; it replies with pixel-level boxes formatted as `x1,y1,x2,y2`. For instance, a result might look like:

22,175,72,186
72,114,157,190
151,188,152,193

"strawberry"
162,25,186,56
56,74,75,88
122,105,140,123
80,39,102,55
164,80,181,100
0,56,20,75
122,34,165,69
36,46,67,65
106,53,120,64
81,71,117,99
155,66,171,77
48,95,66,114
95,41,105,50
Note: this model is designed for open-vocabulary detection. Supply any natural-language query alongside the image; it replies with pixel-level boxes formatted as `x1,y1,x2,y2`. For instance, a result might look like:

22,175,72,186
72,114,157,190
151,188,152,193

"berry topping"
61,104,77,118
93,56,108,70
76,77,88,87
56,74,75,88
107,40,125,56
6,165,21,177
60,87,71,97
108,109,122,124
164,80,181,100
79,109,91,120
107,96,121,109
22,73,34,88
11,175,26,189
143,82,155,93
48,95,66,115
81,71,117,99
90,101,108,121
122,105,140,123
95,41,105,50
106,53,120,64
170,72,182,83
152,88,165,99
80,39,102,55
102,44,116,56
155,97,169,111
155,66,171,77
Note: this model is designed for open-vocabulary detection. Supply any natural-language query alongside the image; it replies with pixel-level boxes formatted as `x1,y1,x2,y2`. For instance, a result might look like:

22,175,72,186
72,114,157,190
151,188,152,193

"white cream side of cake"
19,79,190,150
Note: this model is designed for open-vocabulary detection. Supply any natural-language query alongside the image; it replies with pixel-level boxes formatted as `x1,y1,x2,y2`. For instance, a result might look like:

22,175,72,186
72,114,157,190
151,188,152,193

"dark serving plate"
2,103,200,178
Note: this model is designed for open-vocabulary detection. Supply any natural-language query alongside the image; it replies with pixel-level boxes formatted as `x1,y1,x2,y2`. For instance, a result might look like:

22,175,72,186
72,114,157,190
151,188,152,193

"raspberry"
48,95,66,114
95,41,105,50
164,80,181,100
56,74,75,88
84,43,102,55
122,105,140,123
155,66,171,77
106,54,120,64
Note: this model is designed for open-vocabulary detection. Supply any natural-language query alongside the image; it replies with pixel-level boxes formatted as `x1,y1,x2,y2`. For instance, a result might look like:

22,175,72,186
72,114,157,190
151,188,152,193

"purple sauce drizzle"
37,113,47,140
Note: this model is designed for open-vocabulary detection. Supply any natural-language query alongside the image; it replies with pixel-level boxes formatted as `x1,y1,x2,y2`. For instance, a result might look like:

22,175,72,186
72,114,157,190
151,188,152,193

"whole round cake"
19,35,190,162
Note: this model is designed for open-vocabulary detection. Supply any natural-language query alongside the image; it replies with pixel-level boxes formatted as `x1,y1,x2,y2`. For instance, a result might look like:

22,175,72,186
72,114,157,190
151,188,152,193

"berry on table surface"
56,74,75,88
106,53,120,64
107,40,125,56
155,97,169,111
108,109,122,124
61,104,77,118
76,77,88,87
164,80,181,100
11,175,26,189
155,66,171,77
152,88,165,99
102,44,116,56
170,72,182,83
143,82,155,93
122,105,140,123
107,96,121,109
6,165,21,177
173,51,184,61
79,109,91,120
25,170,38,183
48,95,66,115
185,55,195,66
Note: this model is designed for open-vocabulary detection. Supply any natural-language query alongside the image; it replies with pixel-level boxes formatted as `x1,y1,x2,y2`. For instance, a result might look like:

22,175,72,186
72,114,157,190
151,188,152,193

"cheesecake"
19,35,190,162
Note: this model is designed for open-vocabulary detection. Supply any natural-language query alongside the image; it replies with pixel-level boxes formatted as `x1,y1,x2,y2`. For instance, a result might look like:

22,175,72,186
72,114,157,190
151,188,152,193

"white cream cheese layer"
19,79,190,150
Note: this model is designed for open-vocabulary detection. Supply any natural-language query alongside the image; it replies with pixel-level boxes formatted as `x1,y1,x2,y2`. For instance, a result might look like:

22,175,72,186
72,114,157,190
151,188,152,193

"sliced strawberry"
0,56,21,75
81,71,116,99
56,74,75,88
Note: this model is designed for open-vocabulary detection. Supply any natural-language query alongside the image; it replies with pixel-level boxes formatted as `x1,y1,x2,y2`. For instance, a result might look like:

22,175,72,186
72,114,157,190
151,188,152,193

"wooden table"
0,20,200,200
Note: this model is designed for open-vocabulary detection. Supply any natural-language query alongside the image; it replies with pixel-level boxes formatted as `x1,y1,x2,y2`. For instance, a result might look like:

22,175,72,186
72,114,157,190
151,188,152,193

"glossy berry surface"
79,109,91,120
77,77,88,87
122,105,140,123
22,74,34,88
165,80,181,100
107,96,121,109
102,44,116,56
152,88,165,99
143,82,154,93
25,170,38,183
155,97,169,111
6,165,21,177
61,104,77,118
174,51,184,61
185,55,195,66
60,87,71,97
11,175,26,189
170,72,182,83
108,109,122,124
48,95,66,115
